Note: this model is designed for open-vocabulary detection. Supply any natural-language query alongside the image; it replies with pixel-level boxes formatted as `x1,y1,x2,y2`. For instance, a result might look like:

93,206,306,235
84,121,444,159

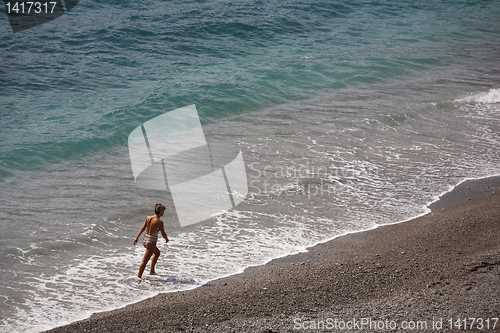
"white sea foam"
456,88,500,105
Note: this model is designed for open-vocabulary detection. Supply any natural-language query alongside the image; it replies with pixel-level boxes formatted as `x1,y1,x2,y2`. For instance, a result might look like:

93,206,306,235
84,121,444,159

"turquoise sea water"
2,0,499,179
1,0,500,332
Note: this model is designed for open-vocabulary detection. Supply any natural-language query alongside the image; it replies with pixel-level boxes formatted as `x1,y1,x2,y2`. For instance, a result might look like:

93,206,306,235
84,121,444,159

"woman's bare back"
145,215,161,235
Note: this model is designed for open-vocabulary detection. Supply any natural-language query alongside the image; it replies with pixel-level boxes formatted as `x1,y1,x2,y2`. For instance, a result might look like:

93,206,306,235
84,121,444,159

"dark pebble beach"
45,178,500,332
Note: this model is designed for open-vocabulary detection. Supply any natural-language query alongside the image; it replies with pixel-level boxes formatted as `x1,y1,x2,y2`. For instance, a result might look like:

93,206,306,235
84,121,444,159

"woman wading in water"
133,203,169,278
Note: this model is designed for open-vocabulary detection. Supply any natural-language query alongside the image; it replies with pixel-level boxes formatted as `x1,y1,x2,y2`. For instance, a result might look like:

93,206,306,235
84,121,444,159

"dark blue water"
2,0,499,180
1,0,500,332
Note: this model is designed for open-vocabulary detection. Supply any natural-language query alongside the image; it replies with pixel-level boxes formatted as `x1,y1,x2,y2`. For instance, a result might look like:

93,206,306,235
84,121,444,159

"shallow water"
1,0,500,331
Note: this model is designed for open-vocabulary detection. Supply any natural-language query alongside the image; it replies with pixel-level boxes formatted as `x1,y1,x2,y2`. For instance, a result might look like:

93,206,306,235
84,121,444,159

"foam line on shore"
43,173,500,333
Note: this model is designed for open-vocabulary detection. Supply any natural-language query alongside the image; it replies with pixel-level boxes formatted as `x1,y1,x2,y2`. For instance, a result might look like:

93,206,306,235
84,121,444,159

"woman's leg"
138,243,156,278
149,246,161,275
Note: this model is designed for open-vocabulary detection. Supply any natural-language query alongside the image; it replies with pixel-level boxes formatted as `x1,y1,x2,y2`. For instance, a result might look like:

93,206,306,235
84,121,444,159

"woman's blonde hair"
154,203,166,214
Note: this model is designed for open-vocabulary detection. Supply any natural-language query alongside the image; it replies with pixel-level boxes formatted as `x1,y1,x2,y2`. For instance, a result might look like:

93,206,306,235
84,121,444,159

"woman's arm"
160,221,169,243
133,218,149,245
